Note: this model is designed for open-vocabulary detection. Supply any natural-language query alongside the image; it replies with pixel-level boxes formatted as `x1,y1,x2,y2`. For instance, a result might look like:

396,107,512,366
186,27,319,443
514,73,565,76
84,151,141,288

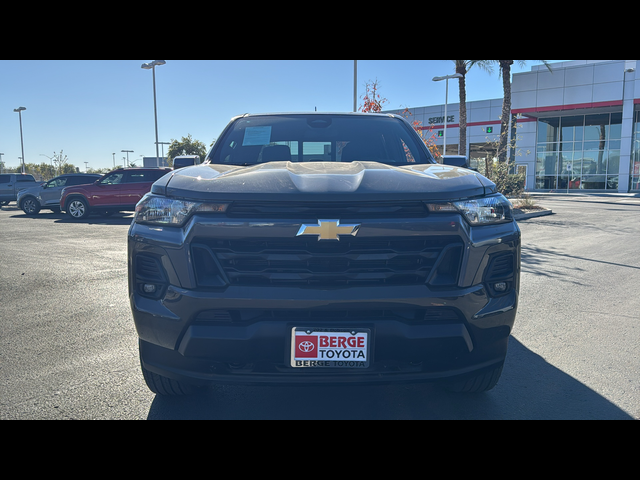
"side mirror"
442,155,469,169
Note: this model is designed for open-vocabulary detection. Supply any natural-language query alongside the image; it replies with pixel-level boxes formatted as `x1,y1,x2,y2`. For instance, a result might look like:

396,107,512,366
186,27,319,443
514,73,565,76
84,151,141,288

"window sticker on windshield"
242,126,272,146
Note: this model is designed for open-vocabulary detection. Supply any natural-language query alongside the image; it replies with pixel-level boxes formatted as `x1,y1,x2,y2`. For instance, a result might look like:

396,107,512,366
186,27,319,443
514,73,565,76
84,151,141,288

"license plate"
290,327,370,368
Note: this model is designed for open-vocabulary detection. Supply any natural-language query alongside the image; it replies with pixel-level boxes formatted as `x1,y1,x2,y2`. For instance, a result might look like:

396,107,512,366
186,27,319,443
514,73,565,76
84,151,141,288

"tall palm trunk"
456,63,468,157
498,60,513,163
452,60,493,159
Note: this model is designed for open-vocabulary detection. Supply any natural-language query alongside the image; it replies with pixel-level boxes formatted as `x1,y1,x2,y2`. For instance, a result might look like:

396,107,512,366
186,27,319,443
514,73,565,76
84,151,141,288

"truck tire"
443,363,504,393
21,196,41,215
67,197,90,220
141,362,204,396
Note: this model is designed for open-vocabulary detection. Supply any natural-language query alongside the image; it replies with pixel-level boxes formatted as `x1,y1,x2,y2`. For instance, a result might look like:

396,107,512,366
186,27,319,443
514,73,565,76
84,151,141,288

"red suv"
61,167,172,220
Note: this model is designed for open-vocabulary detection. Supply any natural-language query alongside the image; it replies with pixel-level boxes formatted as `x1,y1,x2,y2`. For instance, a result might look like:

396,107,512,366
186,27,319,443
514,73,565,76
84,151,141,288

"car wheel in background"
21,197,41,215
67,197,90,220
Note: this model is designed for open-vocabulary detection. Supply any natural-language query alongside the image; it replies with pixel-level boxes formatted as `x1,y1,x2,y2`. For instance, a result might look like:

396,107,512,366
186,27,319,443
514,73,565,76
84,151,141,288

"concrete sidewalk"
513,191,640,220
528,192,640,205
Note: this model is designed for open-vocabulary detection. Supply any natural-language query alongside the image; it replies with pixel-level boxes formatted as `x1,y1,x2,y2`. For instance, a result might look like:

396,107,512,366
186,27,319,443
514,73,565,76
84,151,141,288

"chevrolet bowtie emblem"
296,219,360,241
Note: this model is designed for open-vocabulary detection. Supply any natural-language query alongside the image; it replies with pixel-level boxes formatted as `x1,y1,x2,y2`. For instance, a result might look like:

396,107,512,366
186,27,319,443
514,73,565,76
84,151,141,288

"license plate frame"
290,327,370,368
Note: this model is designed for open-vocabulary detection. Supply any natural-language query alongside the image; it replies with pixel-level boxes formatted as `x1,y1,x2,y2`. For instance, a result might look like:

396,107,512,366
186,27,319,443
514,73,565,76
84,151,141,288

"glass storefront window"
537,117,560,143
632,110,640,191
560,116,584,143
536,152,558,175
536,112,624,191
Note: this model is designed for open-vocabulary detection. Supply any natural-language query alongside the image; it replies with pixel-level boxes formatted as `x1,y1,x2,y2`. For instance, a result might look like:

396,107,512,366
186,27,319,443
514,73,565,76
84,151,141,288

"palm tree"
452,60,493,157
494,60,552,163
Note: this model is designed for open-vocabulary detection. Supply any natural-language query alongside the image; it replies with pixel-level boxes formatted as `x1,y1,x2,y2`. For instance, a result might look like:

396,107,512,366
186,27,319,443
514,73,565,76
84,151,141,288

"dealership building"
385,60,640,192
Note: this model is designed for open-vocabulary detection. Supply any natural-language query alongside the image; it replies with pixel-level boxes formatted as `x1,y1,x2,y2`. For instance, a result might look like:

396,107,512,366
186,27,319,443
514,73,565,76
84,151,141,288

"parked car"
61,167,172,220
128,112,521,396
17,173,102,215
0,173,37,206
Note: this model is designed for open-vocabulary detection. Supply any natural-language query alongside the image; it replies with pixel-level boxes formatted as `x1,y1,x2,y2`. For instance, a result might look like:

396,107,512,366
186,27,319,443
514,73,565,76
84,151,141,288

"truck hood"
155,161,496,202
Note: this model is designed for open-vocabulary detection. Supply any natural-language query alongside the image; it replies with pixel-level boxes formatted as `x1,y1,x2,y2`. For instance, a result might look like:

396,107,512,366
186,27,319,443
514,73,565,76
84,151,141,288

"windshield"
208,114,436,166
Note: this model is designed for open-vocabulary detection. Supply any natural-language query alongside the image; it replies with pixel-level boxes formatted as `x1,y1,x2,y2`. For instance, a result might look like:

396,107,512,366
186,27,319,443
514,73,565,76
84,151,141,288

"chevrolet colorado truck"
128,112,521,395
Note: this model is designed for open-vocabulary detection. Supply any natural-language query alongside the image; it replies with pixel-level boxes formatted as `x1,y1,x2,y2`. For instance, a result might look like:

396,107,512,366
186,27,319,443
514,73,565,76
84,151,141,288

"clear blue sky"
0,60,570,171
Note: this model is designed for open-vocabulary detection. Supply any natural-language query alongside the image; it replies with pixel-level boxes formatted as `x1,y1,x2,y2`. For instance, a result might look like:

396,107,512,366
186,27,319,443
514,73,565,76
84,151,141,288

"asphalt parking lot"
1,197,638,420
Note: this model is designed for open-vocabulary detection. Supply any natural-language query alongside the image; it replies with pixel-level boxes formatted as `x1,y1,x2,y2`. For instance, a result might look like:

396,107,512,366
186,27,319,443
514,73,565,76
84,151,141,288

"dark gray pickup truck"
128,112,521,396
0,173,37,205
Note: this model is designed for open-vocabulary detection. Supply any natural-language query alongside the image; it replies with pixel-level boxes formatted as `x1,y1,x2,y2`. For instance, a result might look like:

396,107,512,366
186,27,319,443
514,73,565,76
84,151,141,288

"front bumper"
129,212,520,386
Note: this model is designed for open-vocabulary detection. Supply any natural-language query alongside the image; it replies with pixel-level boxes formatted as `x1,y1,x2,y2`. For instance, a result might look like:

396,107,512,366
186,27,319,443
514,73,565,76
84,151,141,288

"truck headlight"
134,195,228,226
453,194,513,225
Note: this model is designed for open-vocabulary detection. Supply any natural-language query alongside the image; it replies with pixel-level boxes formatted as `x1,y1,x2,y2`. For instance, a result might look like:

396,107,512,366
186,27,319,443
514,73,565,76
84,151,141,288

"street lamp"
432,74,462,158
141,60,166,167
40,153,55,177
353,60,357,112
14,106,26,173
112,153,116,169
156,141,171,166
121,150,133,167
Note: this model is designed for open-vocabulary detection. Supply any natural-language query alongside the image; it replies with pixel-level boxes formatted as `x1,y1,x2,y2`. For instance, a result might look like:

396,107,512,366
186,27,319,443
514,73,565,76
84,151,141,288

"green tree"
452,60,493,157
167,134,207,167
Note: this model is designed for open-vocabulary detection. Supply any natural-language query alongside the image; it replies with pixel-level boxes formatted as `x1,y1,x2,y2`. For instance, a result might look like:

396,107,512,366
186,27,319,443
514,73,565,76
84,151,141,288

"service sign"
291,328,370,368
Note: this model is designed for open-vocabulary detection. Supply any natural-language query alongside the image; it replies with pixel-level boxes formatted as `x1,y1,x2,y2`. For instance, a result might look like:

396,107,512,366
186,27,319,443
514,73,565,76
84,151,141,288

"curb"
514,209,553,221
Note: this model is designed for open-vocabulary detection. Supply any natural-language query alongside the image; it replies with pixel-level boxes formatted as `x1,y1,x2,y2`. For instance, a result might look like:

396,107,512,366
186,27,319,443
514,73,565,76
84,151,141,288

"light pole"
156,141,170,166
14,107,26,173
432,74,462,158
353,60,357,112
112,152,116,169
40,154,55,177
121,150,133,168
141,60,166,167
0,153,4,174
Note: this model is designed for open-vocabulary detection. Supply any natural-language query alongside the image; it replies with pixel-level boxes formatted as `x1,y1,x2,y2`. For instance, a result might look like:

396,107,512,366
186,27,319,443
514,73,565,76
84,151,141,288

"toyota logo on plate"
298,341,315,353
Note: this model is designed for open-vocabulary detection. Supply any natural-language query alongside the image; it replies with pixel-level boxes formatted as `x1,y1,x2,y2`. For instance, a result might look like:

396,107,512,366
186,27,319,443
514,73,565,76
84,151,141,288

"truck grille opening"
226,201,429,218
194,308,463,324
192,236,463,288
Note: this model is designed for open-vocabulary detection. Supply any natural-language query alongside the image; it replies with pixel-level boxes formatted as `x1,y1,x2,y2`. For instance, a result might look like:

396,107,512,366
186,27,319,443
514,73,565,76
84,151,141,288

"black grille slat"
195,236,462,287
194,308,462,324
227,201,428,218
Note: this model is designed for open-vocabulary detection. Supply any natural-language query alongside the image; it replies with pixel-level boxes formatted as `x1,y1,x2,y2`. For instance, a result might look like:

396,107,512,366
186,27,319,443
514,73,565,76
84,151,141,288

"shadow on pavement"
146,337,634,420
4,205,134,226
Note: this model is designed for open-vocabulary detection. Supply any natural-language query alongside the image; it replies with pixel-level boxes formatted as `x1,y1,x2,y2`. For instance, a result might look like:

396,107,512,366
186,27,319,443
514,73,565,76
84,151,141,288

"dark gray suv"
17,173,101,215
129,113,521,396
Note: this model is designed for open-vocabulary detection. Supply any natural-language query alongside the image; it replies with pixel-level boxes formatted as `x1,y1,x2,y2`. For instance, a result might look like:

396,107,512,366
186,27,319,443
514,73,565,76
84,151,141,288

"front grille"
194,308,463,324
193,235,463,287
227,201,428,218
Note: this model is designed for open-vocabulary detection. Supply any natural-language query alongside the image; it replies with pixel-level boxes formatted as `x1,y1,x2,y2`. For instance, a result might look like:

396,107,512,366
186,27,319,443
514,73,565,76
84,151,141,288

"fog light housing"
143,284,157,294
493,282,508,292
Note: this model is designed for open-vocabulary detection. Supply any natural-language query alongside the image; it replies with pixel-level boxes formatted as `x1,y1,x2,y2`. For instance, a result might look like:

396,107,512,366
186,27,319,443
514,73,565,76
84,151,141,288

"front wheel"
141,362,204,396
443,363,504,393
67,197,90,220
21,197,41,215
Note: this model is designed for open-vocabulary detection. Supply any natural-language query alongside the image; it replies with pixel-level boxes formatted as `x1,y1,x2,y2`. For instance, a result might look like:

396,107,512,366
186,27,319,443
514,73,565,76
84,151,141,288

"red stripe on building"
418,117,535,131
512,100,624,115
